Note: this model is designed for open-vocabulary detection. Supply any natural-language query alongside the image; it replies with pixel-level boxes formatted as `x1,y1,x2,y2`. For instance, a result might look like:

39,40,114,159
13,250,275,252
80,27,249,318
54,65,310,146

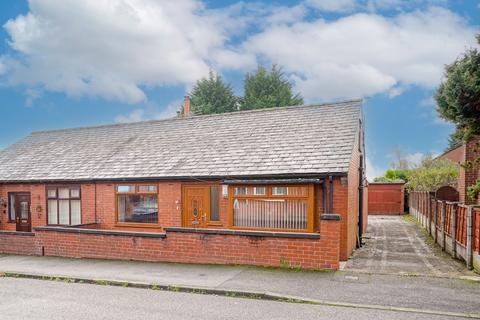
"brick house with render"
0,99,367,269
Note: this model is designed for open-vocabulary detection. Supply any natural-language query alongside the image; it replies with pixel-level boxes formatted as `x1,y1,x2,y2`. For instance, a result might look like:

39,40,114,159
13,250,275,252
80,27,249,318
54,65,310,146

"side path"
0,254,479,316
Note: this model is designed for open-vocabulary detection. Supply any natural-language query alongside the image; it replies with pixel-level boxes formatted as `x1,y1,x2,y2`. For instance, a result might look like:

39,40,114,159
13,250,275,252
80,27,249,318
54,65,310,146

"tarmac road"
0,277,472,320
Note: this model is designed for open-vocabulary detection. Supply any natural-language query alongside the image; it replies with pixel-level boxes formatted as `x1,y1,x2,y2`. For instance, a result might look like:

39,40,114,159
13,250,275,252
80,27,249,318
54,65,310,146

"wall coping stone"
34,226,166,238
164,227,321,239
0,231,35,236
321,213,341,221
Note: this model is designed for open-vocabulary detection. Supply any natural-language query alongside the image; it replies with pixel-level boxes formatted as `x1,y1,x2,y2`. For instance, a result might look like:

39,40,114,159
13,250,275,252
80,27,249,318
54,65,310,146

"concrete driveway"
344,215,470,277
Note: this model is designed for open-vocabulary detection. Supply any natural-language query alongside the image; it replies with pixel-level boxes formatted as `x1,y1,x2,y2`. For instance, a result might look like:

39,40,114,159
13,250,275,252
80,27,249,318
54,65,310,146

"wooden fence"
409,191,480,271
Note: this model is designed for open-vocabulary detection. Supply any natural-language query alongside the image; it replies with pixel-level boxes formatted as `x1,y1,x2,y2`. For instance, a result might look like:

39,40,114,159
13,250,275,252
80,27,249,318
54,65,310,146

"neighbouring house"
368,182,405,215
0,98,367,269
438,136,480,204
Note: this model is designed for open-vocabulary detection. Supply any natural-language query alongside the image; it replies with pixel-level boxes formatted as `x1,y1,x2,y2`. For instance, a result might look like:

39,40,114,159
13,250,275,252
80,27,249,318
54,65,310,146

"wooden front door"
14,193,31,232
183,186,210,228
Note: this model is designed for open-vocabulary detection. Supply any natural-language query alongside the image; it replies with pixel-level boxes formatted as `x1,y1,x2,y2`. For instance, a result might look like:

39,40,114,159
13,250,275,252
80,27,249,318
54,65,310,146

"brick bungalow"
0,99,367,269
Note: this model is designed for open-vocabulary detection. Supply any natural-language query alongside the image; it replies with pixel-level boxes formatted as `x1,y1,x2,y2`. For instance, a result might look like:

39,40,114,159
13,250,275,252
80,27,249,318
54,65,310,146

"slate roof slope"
0,100,362,182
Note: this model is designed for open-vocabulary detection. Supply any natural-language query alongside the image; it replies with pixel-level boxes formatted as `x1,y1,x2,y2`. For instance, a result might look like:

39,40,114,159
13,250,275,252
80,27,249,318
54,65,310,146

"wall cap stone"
0,231,35,237
164,227,321,239
34,226,166,238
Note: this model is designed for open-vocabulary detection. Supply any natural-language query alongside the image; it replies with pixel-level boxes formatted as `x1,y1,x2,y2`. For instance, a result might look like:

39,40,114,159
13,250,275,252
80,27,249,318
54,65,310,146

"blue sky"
0,0,479,179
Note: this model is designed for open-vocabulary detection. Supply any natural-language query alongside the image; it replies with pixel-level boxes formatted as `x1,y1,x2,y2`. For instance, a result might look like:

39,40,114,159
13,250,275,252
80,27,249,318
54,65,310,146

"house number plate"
191,221,200,225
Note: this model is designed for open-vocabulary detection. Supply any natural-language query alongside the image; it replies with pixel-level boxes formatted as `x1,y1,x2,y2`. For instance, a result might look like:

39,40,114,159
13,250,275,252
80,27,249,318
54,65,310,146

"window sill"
34,226,166,238
165,227,320,239
115,223,162,229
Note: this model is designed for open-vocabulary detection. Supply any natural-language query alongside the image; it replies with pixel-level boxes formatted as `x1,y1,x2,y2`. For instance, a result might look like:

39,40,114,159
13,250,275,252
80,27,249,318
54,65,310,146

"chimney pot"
184,95,191,116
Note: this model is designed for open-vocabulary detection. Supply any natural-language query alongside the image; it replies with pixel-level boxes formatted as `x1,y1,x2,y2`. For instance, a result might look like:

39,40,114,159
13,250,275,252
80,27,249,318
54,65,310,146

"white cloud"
388,85,408,98
0,59,5,76
305,0,356,12
365,0,447,12
115,99,181,123
24,88,41,107
404,152,424,167
1,0,245,104
419,96,436,108
115,109,145,123
0,1,477,105
242,7,478,101
366,156,385,180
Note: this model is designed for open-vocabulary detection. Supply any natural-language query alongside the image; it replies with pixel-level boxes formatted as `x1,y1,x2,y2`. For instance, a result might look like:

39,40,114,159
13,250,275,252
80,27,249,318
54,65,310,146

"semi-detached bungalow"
0,99,367,269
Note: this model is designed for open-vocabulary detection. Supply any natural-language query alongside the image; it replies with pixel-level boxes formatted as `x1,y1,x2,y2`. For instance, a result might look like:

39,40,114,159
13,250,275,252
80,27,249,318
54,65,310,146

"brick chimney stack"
183,95,191,116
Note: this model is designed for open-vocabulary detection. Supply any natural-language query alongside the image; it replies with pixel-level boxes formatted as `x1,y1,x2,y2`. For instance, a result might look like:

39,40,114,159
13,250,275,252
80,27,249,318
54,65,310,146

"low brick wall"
0,231,40,256
0,217,341,270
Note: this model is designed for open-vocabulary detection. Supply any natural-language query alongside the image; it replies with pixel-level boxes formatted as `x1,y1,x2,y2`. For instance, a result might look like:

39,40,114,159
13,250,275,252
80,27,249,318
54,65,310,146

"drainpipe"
358,156,364,247
94,182,97,224
329,175,333,213
322,180,327,214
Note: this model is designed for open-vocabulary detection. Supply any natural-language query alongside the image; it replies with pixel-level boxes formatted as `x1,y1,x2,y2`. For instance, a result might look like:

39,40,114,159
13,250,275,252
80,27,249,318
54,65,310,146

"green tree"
240,65,303,110
405,157,458,192
188,71,238,115
373,169,411,183
435,34,480,143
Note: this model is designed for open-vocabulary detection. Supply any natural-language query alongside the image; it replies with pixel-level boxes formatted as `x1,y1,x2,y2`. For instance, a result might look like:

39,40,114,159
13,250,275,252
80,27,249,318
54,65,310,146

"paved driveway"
344,215,470,277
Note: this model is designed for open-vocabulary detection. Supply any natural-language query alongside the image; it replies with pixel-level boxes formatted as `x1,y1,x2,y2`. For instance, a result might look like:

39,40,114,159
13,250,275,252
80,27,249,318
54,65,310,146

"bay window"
232,185,314,232
47,186,81,225
117,184,158,224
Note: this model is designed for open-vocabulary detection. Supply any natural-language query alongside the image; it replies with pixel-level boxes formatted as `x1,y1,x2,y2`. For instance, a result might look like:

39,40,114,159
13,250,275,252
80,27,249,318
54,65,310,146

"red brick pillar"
462,137,480,204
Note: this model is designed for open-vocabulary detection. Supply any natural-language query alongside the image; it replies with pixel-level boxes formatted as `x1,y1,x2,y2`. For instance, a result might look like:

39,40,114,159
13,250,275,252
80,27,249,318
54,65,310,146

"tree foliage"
189,71,238,115
373,169,410,183
405,157,459,192
240,65,303,110
435,34,480,143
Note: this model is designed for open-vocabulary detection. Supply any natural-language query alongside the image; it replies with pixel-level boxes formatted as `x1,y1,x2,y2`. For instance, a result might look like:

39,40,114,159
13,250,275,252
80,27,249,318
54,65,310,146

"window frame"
209,185,221,223
45,185,82,226
229,184,315,232
115,183,160,227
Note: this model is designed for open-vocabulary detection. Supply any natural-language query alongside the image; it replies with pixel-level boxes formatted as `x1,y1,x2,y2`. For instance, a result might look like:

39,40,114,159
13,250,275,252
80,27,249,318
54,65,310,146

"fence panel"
456,206,467,247
474,208,480,254
445,203,453,236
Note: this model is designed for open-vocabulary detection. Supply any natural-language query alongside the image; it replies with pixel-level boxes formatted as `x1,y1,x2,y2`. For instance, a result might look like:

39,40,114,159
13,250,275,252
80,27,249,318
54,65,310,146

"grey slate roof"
0,100,362,182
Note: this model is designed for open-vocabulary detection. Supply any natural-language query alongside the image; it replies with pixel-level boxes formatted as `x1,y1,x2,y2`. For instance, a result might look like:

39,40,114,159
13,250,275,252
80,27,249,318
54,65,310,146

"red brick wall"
440,137,480,204
0,184,46,231
340,120,366,260
0,178,350,266
464,137,480,204
0,217,341,270
0,233,39,256
368,183,405,215
441,145,464,164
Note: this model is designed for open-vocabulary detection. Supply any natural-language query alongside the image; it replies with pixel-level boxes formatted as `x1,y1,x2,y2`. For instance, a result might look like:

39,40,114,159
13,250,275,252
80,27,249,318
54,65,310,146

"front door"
14,193,31,232
183,186,209,228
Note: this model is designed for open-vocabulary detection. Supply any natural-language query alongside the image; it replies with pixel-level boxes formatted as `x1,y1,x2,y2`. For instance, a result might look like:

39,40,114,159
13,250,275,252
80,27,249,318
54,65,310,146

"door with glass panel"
183,186,210,228
11,193,31,232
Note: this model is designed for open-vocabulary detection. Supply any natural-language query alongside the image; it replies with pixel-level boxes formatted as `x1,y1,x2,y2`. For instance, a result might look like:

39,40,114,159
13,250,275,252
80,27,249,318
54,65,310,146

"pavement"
0,215,479,318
